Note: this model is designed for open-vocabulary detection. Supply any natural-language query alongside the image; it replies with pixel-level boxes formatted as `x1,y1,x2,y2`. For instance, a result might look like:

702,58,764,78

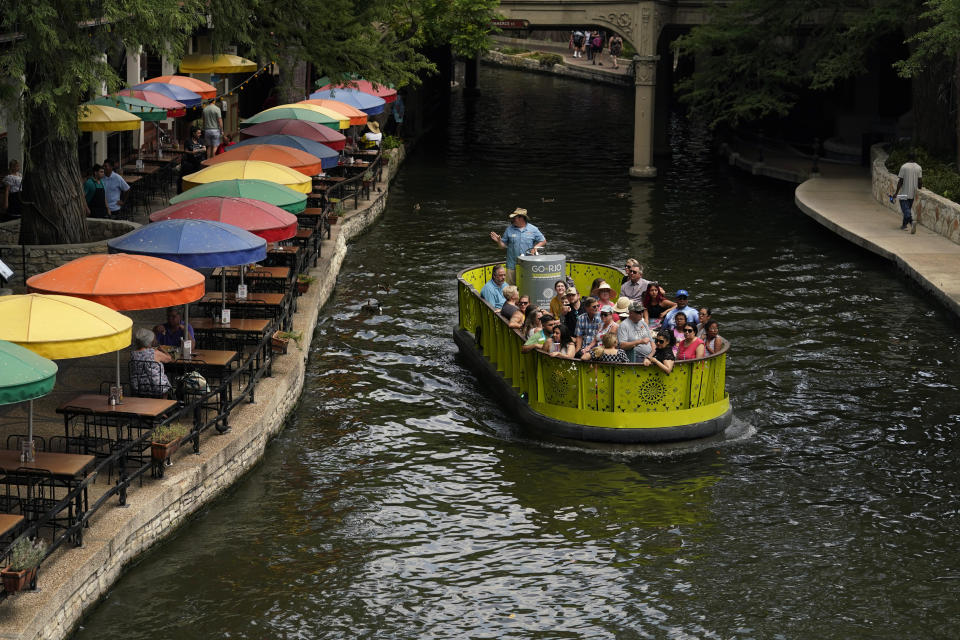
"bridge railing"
457,262,729,429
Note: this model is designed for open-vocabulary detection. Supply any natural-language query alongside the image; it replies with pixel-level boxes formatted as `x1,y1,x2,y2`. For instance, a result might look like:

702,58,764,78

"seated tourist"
595,281,615,310
589,277,606,299
613,296,631,321
562,286,582,336
520,306,546,353
620,262,656,301
499,286,525,329
663,289,699,329
642,331,676,374
480,266,507,309
621,258,640,285
546,323,577,358
702,320,727,355
671,313,691,347
595,305,619,350
574,296,601,357
154,308,195,348
582,331,628,363
130,328,173,396
676,322,705,360
549,279,568,319
642,282,676,328
697,308,712,338
617,301,654,362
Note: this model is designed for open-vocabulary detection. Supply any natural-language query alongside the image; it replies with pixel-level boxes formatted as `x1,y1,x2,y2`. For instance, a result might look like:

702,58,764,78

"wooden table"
0,450,96,543
124,175,142,185
57,395,178,421
126,164,161,176
0,514,23,541
266,244,305,273
213,266,291,294
56,394,178,457
191,317,273,354
164,349,240,383
199,292,288,326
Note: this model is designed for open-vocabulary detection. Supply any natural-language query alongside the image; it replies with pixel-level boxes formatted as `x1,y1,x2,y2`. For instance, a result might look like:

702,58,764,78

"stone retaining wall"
8,147,405,640
871,144,960,246
481,50,632,87
0,219,139,286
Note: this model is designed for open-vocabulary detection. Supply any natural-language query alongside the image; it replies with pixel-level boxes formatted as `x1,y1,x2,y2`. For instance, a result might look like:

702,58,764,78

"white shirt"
102,172,130,212
898,162,922,199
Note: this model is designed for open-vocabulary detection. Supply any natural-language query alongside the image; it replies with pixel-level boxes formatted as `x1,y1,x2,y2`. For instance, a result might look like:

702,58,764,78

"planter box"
296,281,310,295
151,437,180,463
271,332,290,354
2,567,36,594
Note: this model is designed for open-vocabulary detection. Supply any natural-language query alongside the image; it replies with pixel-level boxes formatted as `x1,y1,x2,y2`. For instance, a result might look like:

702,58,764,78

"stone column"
126,47,144,153
629,55,658,179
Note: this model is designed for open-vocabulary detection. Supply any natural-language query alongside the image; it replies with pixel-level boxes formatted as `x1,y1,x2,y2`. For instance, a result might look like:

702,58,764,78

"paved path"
795,175,960,318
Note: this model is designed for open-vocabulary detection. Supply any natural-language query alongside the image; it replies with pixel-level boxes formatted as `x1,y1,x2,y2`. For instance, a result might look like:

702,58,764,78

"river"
74,67,960,639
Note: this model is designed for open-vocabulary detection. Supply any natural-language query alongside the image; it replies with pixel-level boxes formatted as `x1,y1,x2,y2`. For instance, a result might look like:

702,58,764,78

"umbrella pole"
116,351,124,405
26,400,34,462
222,271,227,315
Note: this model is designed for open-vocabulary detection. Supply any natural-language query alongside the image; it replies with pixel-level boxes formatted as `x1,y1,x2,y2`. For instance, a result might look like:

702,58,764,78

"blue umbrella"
108,219,268,319
233,134,340,169
132,82,202,108
308,88,385,116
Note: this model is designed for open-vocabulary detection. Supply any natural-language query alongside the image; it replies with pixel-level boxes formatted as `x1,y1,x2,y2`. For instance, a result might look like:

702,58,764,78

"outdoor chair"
6,434,45,453
129,359,172,399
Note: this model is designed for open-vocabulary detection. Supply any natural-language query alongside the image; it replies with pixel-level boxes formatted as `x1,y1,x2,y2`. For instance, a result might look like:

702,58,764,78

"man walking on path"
892,153,922,234
202,100,223,160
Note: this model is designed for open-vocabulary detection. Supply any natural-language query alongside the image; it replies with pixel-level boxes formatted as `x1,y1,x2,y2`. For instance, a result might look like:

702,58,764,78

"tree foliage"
673,0,913,129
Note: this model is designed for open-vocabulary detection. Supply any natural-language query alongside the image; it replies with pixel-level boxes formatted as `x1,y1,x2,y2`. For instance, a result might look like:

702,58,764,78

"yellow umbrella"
182,160,313,193
266,103,350,130
180,53,258,74
78,104,143,132
0,294,132,359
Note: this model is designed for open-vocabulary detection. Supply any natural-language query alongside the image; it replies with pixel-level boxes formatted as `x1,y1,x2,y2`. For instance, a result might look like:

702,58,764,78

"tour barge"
454,261,732,443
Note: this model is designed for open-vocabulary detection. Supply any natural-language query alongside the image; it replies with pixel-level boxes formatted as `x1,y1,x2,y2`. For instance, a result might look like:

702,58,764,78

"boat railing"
457,262,729,427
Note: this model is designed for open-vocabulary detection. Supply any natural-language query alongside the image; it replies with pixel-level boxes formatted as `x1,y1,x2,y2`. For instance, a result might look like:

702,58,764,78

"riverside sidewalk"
795,174,960,319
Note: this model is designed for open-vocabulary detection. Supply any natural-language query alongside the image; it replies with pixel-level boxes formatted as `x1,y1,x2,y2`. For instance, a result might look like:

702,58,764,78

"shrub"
152,422,189,444
499,46,530,56
529,52,563,67
886,145,960,203
8,538,46,571
382,135,402,150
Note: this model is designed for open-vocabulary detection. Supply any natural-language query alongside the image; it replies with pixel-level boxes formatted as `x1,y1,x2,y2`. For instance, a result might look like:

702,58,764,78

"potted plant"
362,169,374,190
271,330,303,354
296,274,316,295
151,422,189,469
2,538,46,594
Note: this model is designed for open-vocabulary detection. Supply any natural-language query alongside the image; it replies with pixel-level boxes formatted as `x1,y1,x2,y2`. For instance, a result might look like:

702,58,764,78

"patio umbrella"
149,197,298,243
133,82,202,108
299,99,367,126
168,179,307,213
108,219,267,316
233,135,339,169
89,95,167,122
240,119,346,151
0,341,58,461
180,54,257,74
141,75,217,100
25,254,205,395
242,107,342,131
182,160,312,193
78,104,142,131
308,88,385,116
318,79,397,103
115,89,187,118
266,104,349,130
202,144,325,176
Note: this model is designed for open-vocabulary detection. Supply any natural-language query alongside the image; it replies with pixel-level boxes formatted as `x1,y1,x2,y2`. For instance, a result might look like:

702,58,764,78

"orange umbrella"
299,99,367,126
26,254,205,311
142,75,216,100
202,144,324,176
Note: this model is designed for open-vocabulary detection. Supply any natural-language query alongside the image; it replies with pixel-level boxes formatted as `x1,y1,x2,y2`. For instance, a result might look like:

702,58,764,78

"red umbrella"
115,89,187,118
149,197,298,243
317,79,397,103
240,118,346,151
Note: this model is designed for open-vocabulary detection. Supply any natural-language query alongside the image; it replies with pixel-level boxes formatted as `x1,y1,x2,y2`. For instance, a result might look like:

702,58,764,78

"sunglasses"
600,311,611,316
683,328,695,334
656,339,667,344
629,269,641,274
518,301,529,306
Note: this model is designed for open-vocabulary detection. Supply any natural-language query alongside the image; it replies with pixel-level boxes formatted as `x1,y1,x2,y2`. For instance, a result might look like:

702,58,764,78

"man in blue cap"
663,289,699,329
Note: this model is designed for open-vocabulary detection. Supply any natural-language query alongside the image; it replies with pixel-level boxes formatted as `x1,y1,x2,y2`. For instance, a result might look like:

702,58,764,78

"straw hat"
509,207,528,219
367,121,381,133
596,281,612,292
613,296,631,316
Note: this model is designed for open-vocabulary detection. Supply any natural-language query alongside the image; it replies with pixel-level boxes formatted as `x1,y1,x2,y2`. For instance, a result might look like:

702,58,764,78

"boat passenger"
596,305,619,344
676,323,705,361
549,280,567,319
620,262,655,302
595,281,615,309
520,306,546,353
589,277,606,298
154,308,196,348
574,296,602,357
488,208,546,285
130,328,173,396
642,282,676,328
561,287,581,336
620,258,640,285
617,301,654,362
671,312,691,346
663,289,699,329
582,332,628,363
642,331,676,374
499,285,524,329
696,308,712,338
480,265,508,309
547,324,577,358
702,320,726,355
613,296,631,321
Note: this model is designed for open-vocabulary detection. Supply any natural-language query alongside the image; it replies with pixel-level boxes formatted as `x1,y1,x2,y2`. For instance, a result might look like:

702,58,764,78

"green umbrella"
0,340,57,405
0,340,58,460
89,95,168,122
242,107,341,130
168,179,308,214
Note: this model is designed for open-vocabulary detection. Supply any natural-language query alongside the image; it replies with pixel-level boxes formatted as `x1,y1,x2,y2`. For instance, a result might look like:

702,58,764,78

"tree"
673,0,914,128
0,1,204,244
896,0,960,167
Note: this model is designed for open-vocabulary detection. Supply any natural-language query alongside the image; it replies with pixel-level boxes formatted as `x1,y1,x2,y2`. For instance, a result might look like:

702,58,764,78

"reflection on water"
74,67,960,640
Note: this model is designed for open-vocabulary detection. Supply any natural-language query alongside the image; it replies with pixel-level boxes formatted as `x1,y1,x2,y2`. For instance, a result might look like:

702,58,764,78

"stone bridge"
495,0,717,177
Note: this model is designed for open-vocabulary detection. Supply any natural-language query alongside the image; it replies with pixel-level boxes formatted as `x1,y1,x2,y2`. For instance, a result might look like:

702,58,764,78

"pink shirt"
676,338,704,361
